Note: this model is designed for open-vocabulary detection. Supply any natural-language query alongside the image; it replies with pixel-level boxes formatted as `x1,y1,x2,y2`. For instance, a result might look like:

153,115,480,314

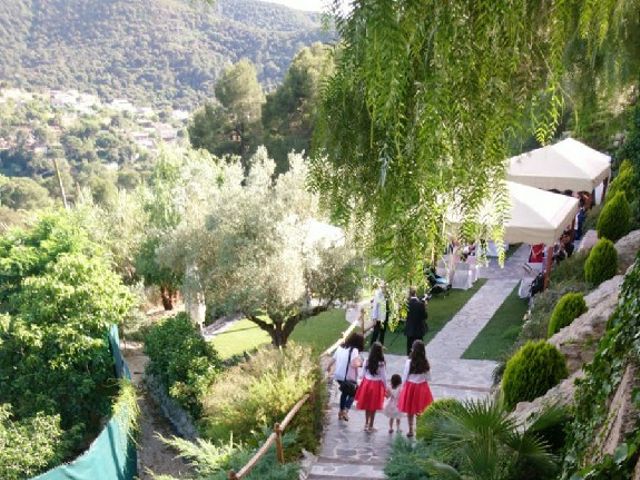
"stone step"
316,455,386,466
308,459,386,479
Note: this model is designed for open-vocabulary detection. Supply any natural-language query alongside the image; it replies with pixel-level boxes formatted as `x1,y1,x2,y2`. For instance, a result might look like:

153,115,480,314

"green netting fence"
32,325,137,480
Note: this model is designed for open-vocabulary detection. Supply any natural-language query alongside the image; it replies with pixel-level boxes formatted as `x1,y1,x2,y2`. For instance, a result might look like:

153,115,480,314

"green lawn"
209,309,350,360
462,285,529,361
380,279,487,355
209,318,270,360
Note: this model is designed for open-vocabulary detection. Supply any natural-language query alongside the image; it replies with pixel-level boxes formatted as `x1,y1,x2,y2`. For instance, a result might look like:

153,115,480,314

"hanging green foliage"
311,0,639,282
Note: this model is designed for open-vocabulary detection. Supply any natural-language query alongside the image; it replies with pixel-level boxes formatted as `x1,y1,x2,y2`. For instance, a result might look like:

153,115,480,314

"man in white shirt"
369,281,389,346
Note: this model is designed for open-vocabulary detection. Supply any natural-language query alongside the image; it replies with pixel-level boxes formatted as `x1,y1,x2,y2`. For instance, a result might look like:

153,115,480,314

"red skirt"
398,381,433,415
355,378,386,411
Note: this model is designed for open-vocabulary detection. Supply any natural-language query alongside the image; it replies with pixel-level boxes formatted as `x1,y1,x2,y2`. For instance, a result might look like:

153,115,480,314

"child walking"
398,339,433,437
354,341,387,433
383,373,404,433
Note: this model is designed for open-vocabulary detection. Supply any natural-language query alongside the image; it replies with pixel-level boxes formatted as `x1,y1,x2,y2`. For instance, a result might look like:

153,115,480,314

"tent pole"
601,177,609,204
544,245,554,289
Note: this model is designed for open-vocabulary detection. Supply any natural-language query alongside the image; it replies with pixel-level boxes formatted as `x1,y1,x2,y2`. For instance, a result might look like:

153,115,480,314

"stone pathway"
307,244,531,480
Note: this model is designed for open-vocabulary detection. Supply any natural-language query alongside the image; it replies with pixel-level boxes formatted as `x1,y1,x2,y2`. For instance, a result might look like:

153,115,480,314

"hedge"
547,292,588,337
584,238,618,286
596,192,631,242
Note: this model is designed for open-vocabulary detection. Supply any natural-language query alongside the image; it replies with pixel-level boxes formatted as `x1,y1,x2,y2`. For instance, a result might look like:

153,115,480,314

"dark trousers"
370,320,388,346
406,335,423,356
337,381,355,410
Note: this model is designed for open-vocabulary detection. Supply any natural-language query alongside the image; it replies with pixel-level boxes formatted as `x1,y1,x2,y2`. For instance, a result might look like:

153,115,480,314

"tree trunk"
160,285,174,311
270,322,286,348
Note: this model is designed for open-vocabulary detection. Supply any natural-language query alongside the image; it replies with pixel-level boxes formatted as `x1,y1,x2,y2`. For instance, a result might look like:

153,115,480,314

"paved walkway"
307,244,531,480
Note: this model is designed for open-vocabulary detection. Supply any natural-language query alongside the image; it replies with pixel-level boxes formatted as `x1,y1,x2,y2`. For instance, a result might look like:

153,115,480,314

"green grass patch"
462,285,529,361
289,309,349,353
210,309,349,360
209,318,271,360
381,279,487,355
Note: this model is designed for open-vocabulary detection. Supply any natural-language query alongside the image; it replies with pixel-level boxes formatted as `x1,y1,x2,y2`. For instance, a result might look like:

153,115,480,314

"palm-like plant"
419,399,563,480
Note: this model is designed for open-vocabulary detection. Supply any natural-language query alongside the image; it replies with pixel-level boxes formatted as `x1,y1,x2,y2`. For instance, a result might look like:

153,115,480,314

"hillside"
0,0,332,109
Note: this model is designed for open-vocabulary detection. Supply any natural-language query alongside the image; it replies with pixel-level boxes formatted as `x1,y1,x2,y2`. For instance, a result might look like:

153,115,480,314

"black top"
404,296,428,337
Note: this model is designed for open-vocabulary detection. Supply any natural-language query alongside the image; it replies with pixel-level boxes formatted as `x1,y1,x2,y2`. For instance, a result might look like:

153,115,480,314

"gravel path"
122,342,193,480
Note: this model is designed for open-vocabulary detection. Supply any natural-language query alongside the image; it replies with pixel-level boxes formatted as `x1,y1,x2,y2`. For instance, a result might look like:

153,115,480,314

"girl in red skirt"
398,339,433,437
355,341,387,433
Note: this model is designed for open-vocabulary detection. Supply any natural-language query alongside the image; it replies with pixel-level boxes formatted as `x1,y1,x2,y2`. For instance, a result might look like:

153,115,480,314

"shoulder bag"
338,348,357,396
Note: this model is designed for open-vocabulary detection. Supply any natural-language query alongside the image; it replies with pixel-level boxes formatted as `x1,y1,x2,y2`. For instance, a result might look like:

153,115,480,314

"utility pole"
52,158,69,210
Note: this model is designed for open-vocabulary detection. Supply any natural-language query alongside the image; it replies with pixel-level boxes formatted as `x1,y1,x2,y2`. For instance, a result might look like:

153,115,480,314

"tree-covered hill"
0,0,331,109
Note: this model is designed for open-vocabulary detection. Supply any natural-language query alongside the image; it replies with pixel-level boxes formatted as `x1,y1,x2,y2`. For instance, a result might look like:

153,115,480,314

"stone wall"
548,274,624,374
145,373,199,441
615,229,640,272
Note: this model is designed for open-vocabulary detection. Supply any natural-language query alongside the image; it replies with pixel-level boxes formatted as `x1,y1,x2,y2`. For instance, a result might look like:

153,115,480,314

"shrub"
520,280,589,342
0,405,68,480
200,343,325,454
502,340,568,410
596,192,631,241
385,438,433,480
144,313,220,418
158,433,300,480
607,160,635,201
416,398,463,442
584,238,618,285
547,293,588,337
550,251,587,284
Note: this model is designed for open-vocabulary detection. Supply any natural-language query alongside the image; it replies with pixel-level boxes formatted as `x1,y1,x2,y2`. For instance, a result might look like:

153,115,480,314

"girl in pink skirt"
355,341,387,433
398,339,433,437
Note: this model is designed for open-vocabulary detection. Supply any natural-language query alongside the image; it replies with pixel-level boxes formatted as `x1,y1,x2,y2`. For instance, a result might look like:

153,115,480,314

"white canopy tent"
507,138,611,195
503,181,580,245
446,181,579,289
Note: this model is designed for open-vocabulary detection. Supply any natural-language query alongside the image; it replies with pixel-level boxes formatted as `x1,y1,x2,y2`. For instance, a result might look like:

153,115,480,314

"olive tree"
158,147,363,346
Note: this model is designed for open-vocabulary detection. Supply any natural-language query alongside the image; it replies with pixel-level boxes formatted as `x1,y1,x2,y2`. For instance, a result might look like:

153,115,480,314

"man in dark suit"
404,286,428,355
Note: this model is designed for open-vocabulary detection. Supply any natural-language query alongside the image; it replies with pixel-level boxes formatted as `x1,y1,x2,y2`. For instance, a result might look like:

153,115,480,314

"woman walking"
333,332,364,421
398,339,434,437
355,341,387,432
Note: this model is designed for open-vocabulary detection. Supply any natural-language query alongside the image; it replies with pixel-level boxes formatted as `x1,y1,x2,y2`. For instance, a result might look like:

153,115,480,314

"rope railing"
227,305,373,479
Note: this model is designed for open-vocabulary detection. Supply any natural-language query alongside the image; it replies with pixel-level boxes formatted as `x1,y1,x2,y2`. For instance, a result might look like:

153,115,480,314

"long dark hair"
367,341,385,375
409,339,430,374
342,332,364,352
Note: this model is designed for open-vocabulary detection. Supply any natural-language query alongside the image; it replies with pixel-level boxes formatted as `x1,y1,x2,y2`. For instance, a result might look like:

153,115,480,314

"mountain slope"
0,0,331,109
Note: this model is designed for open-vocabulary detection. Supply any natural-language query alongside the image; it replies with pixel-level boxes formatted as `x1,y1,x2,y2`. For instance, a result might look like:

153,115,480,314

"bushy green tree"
596,192,631,242
190,59,265,160
584,238,618,285
135,149,186,309
0,212,134,453
262,43,333,173
502,341,568,410
0,175,53,210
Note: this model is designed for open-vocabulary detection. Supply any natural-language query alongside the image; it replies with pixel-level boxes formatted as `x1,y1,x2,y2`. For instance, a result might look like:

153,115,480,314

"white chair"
466,257,478,283
518,263,543,298
436,258,449,280
451,263,473,290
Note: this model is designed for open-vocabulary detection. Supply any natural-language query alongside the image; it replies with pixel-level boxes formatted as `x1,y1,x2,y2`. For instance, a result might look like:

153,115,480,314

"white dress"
383,387,404,419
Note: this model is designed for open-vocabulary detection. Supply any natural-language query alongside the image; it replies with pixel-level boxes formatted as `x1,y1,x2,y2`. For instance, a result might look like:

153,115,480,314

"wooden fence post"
274,423,285,464
228,470,238,480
